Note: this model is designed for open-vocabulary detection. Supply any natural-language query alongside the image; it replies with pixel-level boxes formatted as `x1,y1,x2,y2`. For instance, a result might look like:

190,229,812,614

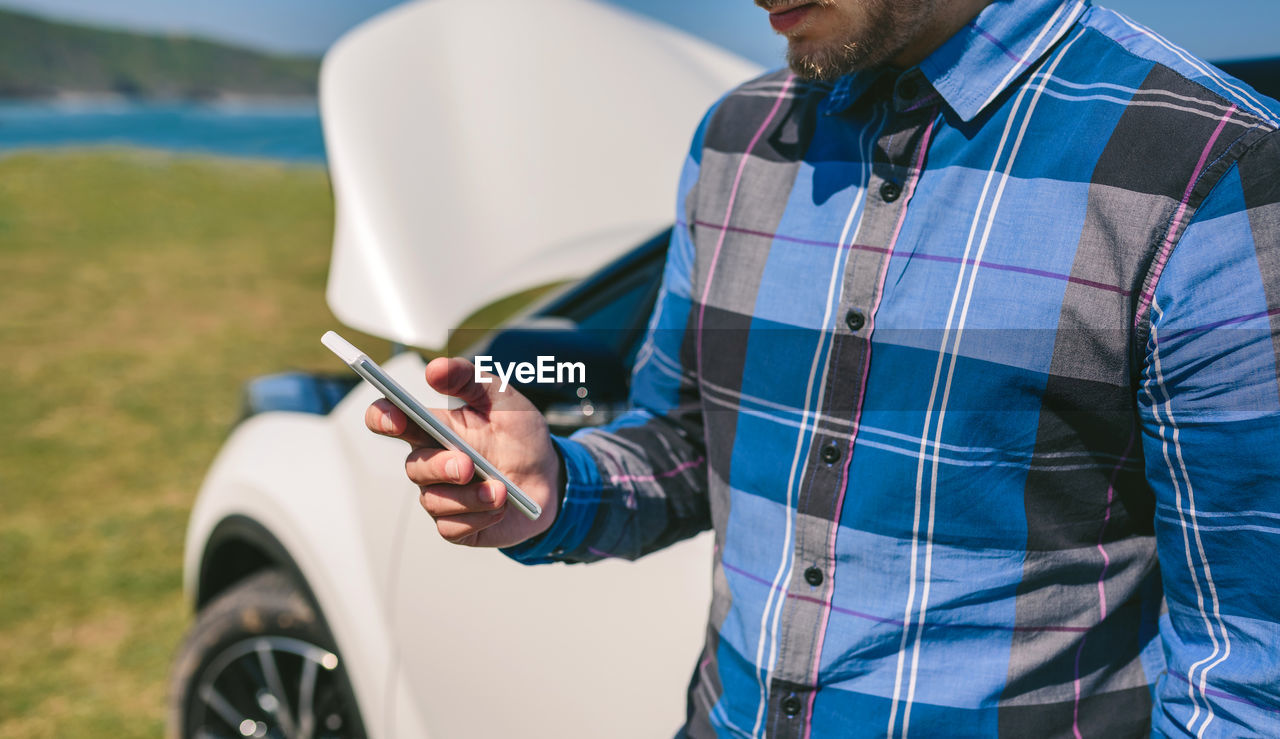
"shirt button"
820,442,841,464
804,566,824,586
845,309,865,331
880,181,902,202
782,693,802,718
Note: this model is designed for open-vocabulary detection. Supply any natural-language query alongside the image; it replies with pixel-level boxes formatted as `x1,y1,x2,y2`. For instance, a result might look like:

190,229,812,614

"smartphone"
322,330,542,521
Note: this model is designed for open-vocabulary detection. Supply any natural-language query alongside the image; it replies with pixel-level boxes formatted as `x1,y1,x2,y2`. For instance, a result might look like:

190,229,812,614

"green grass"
0,149,390,737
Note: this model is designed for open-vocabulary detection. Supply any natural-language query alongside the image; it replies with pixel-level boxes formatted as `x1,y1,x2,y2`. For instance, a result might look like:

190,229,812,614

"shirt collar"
822,0,1088,121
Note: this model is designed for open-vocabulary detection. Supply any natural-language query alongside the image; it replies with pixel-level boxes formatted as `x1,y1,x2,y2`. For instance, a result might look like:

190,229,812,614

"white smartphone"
322,330,542,521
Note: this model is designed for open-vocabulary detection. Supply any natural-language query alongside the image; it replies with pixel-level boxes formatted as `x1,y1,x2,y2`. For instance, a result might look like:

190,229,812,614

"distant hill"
0,8,320,100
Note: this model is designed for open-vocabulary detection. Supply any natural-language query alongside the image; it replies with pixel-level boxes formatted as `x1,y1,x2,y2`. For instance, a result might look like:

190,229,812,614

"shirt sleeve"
1140,130,1280,736
501,104,719,565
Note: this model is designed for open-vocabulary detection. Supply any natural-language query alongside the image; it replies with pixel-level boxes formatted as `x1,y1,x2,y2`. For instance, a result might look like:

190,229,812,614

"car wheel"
168,569,368,739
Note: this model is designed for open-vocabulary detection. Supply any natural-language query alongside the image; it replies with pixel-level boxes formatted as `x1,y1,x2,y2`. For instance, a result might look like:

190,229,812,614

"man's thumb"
423,356,493,409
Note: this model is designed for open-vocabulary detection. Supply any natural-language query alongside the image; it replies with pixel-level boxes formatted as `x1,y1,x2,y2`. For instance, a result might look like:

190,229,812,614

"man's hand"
365,356,561,548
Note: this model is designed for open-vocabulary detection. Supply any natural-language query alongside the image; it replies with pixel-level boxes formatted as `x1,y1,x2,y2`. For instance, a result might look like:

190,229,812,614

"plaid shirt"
505,1,1280,735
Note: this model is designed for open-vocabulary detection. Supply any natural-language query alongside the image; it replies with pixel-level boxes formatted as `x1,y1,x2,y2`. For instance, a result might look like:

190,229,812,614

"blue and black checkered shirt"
507,1,1280,735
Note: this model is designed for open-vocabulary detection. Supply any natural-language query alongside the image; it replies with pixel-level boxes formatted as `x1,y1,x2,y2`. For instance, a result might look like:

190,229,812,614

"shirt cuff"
499,435,604,564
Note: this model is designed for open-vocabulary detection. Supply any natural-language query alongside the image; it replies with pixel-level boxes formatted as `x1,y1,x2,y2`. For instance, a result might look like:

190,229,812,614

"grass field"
0,149,393,737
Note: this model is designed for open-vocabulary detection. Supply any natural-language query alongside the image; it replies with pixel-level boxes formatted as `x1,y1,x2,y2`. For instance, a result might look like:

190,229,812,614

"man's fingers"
424,356,492,408
365,399,436,448
434,508,508,545
418,480,507,518
405,448,475,487
419,479,508,544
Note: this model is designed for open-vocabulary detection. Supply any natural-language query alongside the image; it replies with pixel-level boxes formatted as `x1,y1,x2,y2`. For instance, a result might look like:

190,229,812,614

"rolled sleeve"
500,435,606,564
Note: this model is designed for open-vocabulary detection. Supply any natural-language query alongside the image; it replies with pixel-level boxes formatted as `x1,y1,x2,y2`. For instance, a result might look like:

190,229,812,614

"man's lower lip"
769,4,814,33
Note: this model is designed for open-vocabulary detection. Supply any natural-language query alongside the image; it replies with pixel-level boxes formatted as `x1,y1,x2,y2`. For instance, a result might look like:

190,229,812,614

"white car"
168,1,759,737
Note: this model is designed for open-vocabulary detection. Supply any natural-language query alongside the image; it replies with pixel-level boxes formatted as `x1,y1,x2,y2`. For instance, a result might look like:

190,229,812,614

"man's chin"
786,34,906,81
788,58,844,82
787,47,861,82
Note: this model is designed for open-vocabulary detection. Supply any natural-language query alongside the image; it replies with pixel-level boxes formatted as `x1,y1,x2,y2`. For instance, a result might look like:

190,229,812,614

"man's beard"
786,29,897,82
766,0,927,82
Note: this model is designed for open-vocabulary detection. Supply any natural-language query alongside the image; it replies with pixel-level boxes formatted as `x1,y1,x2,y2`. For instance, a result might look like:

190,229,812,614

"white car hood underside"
321,0,763,349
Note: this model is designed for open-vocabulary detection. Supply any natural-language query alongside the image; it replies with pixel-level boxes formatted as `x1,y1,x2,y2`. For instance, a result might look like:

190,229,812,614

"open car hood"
321,0,762,349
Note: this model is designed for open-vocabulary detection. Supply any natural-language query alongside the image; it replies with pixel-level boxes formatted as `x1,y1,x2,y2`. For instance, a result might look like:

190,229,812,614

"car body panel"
184,352,442,737
184,413,398,737
320,0,761,349
391,507,713,738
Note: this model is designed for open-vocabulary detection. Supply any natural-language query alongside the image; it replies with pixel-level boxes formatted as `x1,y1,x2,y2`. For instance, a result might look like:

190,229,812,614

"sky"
0,0,1276,64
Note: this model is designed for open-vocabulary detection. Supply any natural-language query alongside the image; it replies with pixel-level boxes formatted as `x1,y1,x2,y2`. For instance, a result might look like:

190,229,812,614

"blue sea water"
0,99,325,163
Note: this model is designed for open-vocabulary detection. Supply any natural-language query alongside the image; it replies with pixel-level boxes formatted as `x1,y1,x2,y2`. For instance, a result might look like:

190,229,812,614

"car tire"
168,569,368,739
